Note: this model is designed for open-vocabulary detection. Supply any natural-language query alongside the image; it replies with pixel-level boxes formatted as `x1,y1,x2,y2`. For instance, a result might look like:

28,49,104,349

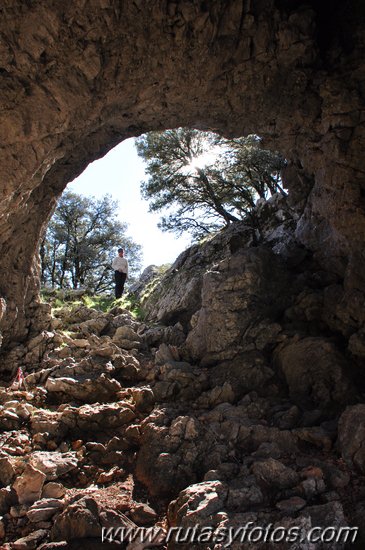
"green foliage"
135,129,286,239
40,191,142,294
42,288,123,314
119,295,146,320
82,294,116,312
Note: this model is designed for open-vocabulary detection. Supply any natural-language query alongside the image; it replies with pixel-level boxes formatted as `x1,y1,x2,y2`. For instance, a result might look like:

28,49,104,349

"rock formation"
0,1,365,548
0,0,364,348
0,194,363,548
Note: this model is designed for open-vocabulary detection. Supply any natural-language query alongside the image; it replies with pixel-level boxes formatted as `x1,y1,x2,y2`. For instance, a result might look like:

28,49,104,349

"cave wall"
0,0,364,348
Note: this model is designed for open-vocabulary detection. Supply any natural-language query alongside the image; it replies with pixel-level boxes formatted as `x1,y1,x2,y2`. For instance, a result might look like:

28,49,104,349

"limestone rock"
276,496,306,514
142,323,186,348
125,386,155,413
0,486,14,515
303,501,347,538
208,352,275,397
136,415,201,497
225,476,264,510
0,455,16,485
274,337,356,409
27,498,64,522
129,502,158,526
186,247,290,366
168,481,228,526
12,529,49,550
251,458,299,490
13,464,46,505
113,326,142,350
45,373,121,403
72,316,109,336
337,404,365,474
76,402,136,431
127,265,161,300
42,482,66,499
51,496,101,540
29,452,78,481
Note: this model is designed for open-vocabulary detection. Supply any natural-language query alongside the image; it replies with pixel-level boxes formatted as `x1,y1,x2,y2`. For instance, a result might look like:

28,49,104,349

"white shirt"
112,256,129,275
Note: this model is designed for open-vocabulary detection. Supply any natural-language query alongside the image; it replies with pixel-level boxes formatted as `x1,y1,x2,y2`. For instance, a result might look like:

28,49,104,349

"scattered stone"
76,402,136,431
294,426,333,451
226,476,264,510
97,466,124,484
126,386,155,412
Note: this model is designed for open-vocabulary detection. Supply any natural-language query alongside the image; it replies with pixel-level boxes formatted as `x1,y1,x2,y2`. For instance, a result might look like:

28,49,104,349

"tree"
135,128,285,239
40,191,142,293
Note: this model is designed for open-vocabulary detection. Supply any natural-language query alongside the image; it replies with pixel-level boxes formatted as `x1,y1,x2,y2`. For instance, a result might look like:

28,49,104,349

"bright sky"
68,138,192,271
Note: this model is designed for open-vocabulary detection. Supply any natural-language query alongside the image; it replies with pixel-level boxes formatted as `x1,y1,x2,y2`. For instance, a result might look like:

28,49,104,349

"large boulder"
185,246,290,366
274,337,356,409
141,223,255,328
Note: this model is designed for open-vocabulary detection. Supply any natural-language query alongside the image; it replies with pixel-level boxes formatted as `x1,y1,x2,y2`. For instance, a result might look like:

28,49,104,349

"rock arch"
0,0,364,348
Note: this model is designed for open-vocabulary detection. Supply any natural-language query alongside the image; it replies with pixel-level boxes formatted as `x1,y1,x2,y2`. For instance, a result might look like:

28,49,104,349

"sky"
68,138,192,271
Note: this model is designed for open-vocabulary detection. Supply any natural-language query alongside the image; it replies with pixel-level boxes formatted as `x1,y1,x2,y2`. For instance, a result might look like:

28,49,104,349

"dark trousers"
114,271,127,299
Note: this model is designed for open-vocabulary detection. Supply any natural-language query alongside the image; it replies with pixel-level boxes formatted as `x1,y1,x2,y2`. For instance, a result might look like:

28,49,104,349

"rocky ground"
1,196,365,549
0,297,363,550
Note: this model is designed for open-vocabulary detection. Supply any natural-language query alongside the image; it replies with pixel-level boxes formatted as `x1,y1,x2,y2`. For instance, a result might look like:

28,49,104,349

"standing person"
112,247,129,299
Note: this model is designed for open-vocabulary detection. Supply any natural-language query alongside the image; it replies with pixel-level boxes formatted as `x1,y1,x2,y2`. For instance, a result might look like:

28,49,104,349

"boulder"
76,402,136,431
168,481,228,526
13,464,46,505
27,498,64,522
129,502,158,525
12,529,49,550
29,452,78,481
274,337,356,409
337,404,365,474
186,247,290,365
51,497,101,540
251,458,299,490
42,482,66,499
112,326,142,350
45,374,121,403
0,455,16,485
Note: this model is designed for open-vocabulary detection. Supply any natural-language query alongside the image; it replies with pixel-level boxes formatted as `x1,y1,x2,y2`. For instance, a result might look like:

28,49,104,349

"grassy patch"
119,295,146,320
82,294,115,312
41,287,150,320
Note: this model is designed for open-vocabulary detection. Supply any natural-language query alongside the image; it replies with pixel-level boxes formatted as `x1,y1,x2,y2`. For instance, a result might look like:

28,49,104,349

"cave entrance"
41,129,286,301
